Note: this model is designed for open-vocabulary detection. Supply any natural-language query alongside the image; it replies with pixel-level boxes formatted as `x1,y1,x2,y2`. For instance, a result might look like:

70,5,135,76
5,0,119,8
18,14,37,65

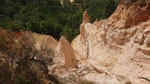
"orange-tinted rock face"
72,1,150,84
60,36,77,68
109,1,150,28
83,10,90,23
56,36,77,68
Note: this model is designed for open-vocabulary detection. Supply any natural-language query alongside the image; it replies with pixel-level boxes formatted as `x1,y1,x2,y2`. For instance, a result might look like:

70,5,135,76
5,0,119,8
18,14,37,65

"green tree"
0,0,117,41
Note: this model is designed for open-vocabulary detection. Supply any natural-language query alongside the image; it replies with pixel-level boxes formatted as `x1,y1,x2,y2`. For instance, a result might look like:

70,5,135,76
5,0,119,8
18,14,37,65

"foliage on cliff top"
0,0,117,41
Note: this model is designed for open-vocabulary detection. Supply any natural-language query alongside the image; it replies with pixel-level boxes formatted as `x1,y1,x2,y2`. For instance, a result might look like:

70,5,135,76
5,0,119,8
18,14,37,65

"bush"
0,63,11,84
79,80,95,84
14,75,32,84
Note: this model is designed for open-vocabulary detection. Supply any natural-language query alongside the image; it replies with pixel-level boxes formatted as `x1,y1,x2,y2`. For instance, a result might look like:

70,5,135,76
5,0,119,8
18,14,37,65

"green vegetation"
0,1,118,83
0,0,118,41
79,80,95,84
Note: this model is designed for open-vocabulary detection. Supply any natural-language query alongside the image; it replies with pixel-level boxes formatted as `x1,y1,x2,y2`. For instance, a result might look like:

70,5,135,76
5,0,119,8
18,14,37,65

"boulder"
33,33,58,52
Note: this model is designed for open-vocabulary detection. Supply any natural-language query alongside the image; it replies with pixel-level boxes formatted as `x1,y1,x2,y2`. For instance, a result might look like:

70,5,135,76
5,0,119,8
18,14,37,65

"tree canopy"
0,0,118,41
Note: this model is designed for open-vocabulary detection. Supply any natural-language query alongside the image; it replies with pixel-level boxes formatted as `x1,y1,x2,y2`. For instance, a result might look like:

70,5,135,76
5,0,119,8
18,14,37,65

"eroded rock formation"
33,33,58,51
1,0,150,84
72,0,150,84
55,36,77,68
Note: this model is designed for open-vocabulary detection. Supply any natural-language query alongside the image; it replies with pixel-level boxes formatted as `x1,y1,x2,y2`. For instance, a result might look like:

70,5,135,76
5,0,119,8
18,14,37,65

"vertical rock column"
56,36,77,68
80,10,90,59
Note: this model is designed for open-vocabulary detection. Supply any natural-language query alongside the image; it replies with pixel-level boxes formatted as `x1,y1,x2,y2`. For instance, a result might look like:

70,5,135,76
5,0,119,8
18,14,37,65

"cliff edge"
72,0,150,84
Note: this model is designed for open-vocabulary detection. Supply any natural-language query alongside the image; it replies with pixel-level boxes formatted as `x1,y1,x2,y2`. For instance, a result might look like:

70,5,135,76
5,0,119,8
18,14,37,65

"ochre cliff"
1,0,150,84
71,0,150,84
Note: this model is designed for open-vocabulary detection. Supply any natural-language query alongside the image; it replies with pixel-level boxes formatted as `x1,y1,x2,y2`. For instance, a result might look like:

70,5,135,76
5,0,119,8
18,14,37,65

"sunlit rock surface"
72,0,150,84
1,0,150,84
55,36,77,68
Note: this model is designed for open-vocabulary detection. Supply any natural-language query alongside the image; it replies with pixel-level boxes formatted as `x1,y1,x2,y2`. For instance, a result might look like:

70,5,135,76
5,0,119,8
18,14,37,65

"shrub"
79,80,95,84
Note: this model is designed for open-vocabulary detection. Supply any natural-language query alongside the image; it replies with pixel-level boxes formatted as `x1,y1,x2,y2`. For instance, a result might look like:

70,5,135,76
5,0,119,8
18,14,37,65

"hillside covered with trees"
0,0,118,41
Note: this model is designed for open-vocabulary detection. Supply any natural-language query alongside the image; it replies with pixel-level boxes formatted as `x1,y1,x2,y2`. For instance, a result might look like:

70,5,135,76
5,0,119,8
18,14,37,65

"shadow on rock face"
0,29,60,84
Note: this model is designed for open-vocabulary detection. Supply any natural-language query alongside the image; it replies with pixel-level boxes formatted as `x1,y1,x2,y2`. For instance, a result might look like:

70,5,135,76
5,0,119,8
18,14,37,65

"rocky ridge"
1,0,150,84
71,0,150,84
